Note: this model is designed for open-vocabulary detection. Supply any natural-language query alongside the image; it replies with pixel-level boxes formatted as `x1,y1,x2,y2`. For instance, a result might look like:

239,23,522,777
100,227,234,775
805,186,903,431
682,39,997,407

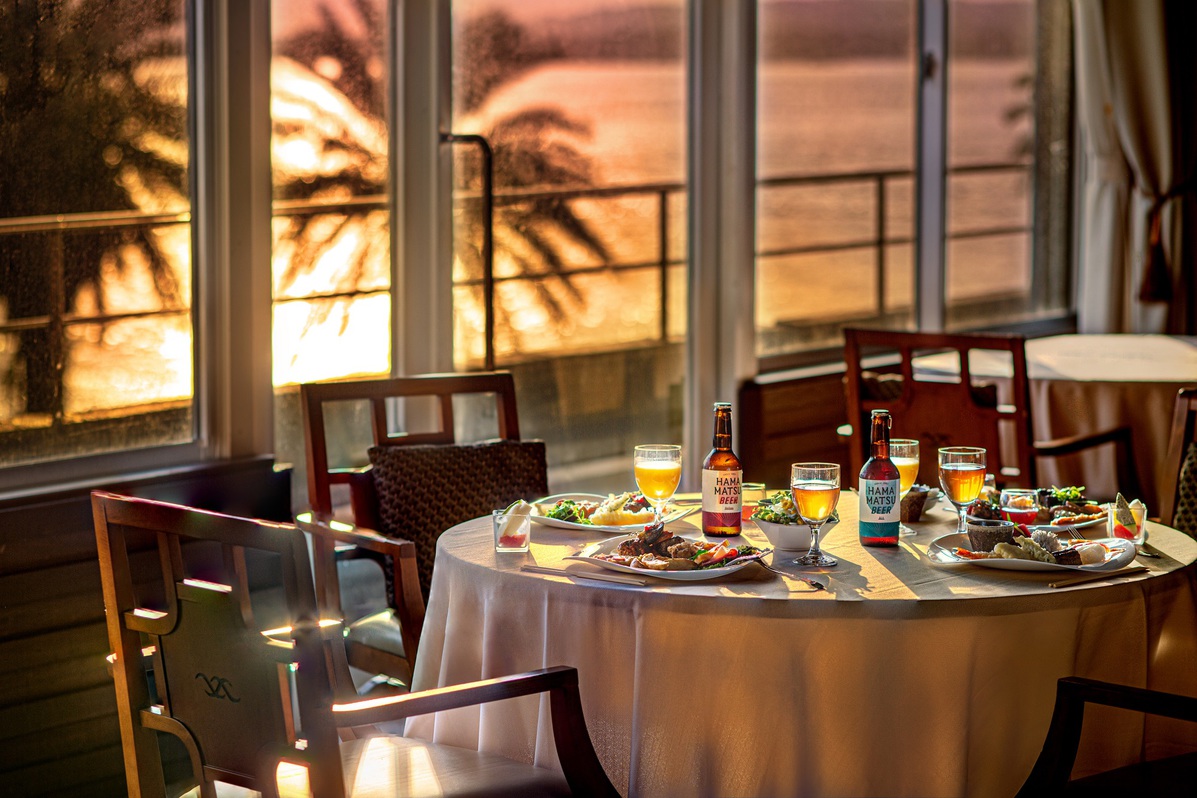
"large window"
0,1,194,471
2,0,1077,497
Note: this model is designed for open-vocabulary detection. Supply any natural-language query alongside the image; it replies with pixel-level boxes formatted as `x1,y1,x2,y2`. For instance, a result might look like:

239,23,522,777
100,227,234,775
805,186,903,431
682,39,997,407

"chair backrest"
301,371,524,519
1159,388,1197,533
92,491,350,798
301,371,547,599
843,328,1035,487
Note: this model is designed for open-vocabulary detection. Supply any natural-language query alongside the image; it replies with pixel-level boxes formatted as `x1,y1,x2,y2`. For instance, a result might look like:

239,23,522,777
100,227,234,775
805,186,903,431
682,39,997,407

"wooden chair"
842,328,1139,496
1016,677,1197,796
93,490,616,798
1157,387,1197,535
299,372,547,690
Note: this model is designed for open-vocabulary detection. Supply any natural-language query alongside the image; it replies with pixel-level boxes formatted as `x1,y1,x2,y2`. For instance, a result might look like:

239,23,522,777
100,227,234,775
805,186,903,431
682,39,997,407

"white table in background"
914,334,1197,508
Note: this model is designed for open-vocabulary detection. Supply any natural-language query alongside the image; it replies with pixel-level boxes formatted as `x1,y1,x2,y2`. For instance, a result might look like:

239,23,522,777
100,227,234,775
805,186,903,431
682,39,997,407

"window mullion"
686,0,757,490
916,0,949,331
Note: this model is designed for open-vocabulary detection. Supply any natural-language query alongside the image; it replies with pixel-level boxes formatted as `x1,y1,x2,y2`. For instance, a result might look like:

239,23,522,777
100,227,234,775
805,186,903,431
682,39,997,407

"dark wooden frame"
1016,676,1197,795
1159,388,1197,527
299,371,524,678
843,328,1139,496
93,491,618,798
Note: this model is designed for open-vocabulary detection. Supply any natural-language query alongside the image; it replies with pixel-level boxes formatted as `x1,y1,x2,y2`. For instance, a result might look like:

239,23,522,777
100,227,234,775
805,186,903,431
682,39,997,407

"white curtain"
1072,0,1193,333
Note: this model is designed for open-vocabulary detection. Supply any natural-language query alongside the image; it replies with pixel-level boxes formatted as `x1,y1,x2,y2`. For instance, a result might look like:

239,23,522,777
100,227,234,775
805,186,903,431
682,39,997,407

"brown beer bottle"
858,409,900,546
702,402,743,536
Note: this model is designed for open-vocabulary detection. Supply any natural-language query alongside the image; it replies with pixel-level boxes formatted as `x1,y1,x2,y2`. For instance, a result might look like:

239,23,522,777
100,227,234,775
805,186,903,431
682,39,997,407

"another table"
404,500,1197,798
913,333,1197,508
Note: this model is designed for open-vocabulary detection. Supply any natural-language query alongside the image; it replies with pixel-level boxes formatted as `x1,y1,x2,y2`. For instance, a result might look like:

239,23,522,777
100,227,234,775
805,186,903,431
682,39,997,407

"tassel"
1139,205,1173,302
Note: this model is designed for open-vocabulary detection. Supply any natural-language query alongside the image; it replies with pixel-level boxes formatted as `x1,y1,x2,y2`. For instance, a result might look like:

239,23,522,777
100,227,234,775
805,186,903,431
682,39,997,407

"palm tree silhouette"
0,0,186,417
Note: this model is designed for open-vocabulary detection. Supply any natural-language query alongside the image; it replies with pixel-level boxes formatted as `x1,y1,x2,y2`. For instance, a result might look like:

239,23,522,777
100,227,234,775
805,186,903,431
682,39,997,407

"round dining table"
403,498,1197,798
912,333,1197,510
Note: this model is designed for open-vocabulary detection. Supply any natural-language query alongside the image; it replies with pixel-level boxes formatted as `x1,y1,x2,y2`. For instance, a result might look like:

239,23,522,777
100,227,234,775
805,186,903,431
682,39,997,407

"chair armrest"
1032,424,1132,457
1032,425,1141,500
331,666,619,796
296,511,415,557
296,512,426,662
1016,677,1197,795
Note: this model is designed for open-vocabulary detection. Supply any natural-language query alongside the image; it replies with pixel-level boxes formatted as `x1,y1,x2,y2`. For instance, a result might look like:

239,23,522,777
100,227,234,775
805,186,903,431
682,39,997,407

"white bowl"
752,518,812,551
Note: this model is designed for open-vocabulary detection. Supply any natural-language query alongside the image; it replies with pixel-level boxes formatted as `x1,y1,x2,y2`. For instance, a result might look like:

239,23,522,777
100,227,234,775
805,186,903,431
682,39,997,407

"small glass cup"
1109,501,1148,545
741,482,767,520
999,488,1040,525
494,508,531,552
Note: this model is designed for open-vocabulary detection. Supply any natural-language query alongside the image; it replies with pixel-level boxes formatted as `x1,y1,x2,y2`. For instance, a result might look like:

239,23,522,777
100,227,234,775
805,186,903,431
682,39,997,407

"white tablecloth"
404,499,1197,797
913,334,1197,508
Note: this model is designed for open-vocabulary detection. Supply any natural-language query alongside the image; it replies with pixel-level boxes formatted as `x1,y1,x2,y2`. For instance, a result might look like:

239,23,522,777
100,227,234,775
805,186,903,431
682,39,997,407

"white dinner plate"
927,532,1135,572
530,493,690,532
564,534,772,581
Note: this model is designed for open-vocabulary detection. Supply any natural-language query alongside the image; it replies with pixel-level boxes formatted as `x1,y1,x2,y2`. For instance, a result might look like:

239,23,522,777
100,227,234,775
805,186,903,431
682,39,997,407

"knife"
520,564,648,586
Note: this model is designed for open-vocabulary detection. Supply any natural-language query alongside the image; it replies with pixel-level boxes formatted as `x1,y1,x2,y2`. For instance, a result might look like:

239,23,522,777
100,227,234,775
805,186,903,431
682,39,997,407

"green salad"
544,499,592,524
751,490,801,525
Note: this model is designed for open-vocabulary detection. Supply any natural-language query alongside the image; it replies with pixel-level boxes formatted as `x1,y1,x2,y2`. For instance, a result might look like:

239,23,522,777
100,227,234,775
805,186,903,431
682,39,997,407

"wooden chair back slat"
844,328,1036,487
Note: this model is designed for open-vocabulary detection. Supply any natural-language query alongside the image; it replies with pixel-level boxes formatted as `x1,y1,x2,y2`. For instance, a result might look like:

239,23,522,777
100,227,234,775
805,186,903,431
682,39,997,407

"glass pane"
450,1,688,492
271,0,391,495
0,2,193,467
756,0,917,363
945,0,1071,327
271,0,391,387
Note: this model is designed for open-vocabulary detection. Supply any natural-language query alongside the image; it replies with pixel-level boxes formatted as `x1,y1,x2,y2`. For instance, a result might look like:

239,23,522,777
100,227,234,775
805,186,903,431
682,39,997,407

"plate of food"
531,492,691,532
927,525,1135,572
965,485,1111,530
565,525,771,581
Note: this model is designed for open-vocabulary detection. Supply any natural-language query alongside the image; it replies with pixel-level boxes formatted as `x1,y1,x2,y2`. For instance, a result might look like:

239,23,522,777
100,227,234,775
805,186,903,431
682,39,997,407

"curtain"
1072,0,1197,333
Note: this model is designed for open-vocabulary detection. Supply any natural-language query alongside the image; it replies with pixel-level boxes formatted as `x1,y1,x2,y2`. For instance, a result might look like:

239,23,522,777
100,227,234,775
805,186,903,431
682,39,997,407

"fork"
757,561,825,591
1059,523,1159,558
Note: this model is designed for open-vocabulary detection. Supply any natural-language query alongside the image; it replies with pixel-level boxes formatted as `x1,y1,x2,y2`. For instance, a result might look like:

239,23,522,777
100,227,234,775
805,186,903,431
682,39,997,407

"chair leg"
548,675,621,797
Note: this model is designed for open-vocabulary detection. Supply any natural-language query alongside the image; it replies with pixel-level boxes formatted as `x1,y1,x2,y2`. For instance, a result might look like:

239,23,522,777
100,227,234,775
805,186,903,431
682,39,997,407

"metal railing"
0,161,1031,420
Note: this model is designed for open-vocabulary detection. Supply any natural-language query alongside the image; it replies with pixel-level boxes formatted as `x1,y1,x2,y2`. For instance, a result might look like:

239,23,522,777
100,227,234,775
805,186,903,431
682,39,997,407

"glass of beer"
891,438,920,537
790,462,840,568
938,447,987,534
634,444,682,523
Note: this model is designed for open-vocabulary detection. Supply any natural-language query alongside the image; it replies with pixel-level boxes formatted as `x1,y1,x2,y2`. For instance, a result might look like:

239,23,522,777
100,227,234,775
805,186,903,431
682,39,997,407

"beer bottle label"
702,468,742,535
859,477,899,539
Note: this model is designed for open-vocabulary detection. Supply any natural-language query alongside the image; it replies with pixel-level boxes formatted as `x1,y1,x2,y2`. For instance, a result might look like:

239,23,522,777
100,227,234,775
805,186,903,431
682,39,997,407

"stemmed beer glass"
938,447,986,535
791,462,840,568
633,445,682,523
891,438,920,537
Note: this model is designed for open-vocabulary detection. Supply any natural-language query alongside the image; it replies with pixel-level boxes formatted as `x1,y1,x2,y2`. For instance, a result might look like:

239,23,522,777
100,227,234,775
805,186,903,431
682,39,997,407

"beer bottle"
702,402,743,536
859,409,900,546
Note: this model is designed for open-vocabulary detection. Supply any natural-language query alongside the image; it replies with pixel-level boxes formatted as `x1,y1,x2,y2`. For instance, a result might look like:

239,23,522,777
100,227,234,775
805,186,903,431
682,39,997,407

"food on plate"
597,521,765,571
967,494,1002,521
954,526,1113,566
1030,529,1062,553
1034,485,1108,526
589,492,656,526
542,492,655,526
